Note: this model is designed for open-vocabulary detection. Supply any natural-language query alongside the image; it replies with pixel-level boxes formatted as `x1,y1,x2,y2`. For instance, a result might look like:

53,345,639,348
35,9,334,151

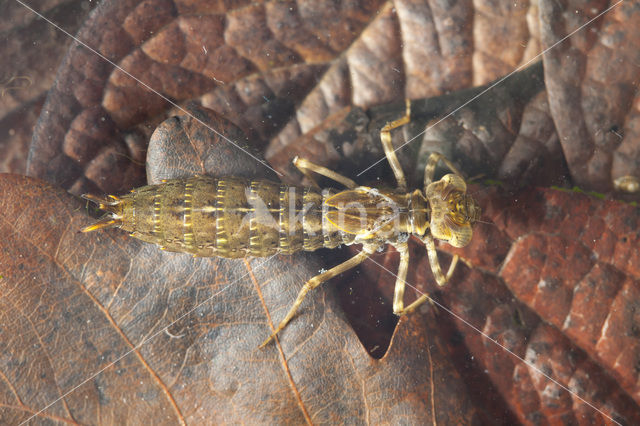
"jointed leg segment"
390,236,460,316
293,156,358,189
392,235,459,316
294,99,414,192
260,246,375,347
391,242,410,314
423,152,464,188
380,99,411,191
264,103,466,346
423,235,459,287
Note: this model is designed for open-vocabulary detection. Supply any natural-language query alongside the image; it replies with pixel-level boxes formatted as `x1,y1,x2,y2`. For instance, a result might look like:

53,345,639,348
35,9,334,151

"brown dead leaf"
436,185,640,423
266,61,572,192
9,0,640,424
0,0,98,174
541,0,640,193
0,106,479,423
145,102,274,183
27,0,384,195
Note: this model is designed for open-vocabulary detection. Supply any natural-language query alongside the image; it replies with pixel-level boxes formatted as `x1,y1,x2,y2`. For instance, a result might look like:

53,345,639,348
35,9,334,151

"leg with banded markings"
260,246,375,347
391,242,410,314
423,152,465,188
293,156,358,189
380,99,411,191
394,236,459,315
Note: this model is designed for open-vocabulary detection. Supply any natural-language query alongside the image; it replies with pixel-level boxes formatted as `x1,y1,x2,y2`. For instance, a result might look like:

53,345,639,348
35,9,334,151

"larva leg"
293,156,358,189
380,99,411,191
423,152,465,188
391,242,410,314
260,248,373,348
396,236,459,315
424,234,458,287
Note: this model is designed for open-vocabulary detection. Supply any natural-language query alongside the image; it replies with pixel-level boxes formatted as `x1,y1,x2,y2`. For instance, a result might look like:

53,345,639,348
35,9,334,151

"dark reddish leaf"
0,1,98,174
0,95,45,174
437,186,640,423
541,0,640,192
8,0,640,424
28,0,384,195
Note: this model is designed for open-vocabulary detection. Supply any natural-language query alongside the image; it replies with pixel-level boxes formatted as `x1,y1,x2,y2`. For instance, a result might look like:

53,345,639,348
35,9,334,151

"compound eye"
444,216,473,247
448,211,466,226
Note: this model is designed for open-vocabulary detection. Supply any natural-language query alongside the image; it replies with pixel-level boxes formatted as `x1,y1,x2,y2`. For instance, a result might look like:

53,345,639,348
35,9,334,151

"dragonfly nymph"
82,101,481,347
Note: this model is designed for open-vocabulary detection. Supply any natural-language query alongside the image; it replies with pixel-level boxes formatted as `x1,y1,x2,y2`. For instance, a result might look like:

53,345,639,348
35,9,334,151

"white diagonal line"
364,254,622,425
357,0,624,177
14,0,282,177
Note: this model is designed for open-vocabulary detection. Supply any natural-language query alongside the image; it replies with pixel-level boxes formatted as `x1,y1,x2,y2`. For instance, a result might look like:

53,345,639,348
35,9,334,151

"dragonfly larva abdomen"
82,176,362,258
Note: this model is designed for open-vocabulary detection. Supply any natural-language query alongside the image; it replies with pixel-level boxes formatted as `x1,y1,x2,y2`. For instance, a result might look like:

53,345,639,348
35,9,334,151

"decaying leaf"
2,0,639,424
541,0,640,193
0,109,478,422
435,184,640,423
0,0,98,174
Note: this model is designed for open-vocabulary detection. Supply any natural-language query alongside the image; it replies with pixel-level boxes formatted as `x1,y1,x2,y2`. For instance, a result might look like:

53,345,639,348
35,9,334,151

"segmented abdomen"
116,176,345,258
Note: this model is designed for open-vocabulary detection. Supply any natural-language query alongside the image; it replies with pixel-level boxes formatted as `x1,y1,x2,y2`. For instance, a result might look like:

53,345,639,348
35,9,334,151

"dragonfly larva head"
450,192,481,227
425,174,481,248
